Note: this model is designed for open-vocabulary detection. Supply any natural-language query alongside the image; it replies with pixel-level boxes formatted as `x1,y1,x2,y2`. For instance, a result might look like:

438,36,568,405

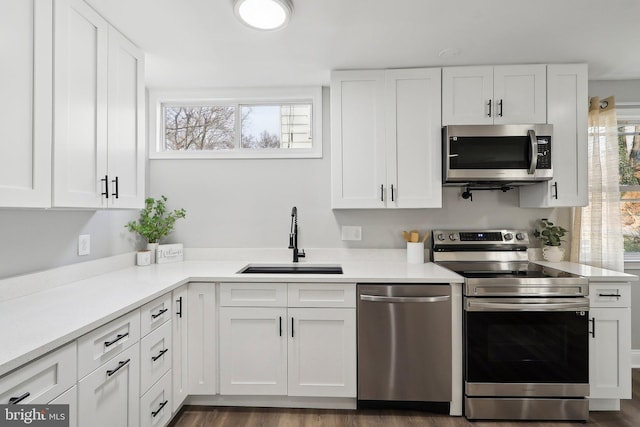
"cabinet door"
287,308,356,397
49,385,77,427
385,68,442,208
219,307,287,395
171,285,188,412
331,70,386,208
520,64,588,207
589,307,632,400
53,0,108,208
140,371,172,427
107,26,145,209
78,343,140,427
442,66,494,125
0,0,51,207
493,64,547,124
187,283,216,395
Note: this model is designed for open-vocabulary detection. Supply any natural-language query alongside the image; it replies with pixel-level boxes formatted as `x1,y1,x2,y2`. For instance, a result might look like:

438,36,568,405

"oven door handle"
528,129,538,174
466,299,589,312
360,295,450,303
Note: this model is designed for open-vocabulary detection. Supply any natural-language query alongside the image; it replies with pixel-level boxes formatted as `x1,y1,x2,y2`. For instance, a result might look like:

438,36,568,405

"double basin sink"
238,264,343,274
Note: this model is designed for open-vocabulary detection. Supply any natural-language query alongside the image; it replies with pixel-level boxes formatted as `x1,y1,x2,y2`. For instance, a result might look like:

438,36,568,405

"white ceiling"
86,0,640,89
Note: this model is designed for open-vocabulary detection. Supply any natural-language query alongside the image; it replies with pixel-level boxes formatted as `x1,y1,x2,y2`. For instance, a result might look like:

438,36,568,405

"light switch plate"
341,226,362,241
78,234,90,256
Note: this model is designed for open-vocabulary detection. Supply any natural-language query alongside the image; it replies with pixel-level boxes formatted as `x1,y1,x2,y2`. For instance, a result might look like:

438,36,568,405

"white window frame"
148,86,322,159
617,102,640,264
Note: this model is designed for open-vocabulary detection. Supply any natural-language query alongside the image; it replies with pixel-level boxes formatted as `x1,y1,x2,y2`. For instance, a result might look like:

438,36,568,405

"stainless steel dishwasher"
357,284,452,406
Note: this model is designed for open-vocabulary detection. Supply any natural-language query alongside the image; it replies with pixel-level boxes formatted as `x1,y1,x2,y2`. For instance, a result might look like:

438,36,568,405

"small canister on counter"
137,250,151,266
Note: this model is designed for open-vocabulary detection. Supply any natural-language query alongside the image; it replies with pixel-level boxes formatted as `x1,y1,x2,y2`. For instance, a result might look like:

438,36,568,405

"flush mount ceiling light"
234,0,293,31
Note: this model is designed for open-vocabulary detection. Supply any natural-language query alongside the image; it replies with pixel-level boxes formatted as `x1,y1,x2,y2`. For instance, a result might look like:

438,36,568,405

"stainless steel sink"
238,264,343,274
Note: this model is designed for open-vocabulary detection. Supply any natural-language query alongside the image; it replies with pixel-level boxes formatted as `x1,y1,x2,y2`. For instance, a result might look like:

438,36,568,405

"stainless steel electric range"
433,229,590,421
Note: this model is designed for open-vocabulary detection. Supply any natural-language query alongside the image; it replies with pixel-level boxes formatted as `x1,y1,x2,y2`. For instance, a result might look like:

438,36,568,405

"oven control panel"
432,229,529,246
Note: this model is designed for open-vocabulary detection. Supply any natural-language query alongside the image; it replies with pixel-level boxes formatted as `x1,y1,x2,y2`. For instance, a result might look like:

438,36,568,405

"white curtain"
571,96,624,271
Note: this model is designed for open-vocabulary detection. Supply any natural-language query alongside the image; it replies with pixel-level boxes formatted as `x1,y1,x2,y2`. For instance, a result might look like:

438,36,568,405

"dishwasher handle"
359,294,450,303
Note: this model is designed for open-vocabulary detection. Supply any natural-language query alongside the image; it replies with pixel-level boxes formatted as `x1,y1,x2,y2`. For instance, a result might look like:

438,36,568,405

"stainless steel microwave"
443,124,553,185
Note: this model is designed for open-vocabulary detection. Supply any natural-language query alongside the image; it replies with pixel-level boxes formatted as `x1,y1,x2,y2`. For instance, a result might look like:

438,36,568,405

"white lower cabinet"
172,284,188,412
140,371,172,427
78,342,140,427
140,320,172,394
187,282,217,394
287,308,356,397
588,282,632,409
50,385,77,427
218,283,357,398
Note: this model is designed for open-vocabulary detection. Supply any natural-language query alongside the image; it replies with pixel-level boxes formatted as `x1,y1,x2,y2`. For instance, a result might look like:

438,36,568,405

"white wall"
149,88,569,252
0,209,138,279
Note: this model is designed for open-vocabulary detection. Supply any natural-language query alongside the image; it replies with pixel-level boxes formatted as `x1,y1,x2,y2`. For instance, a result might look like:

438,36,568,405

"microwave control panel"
536,137,551,169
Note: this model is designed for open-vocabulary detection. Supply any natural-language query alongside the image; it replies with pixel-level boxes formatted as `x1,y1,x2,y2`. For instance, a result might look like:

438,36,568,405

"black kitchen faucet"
288,206,305,262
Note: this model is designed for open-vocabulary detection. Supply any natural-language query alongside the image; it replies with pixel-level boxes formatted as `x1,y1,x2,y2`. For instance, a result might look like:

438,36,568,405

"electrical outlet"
78,234,90,256
341,226,362,241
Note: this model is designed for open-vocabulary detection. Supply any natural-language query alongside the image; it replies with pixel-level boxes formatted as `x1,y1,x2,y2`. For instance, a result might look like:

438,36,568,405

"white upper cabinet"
520,64,588,207
53,0,144,209
443,65,547,125
331,68,442,209
0,0,52,207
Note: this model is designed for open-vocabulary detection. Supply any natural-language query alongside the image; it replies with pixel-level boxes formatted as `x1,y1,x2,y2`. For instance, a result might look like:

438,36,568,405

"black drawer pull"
152,348,168,362
598,293,622,298
8,392,30,404
111,176,119,199
590,318,596,338
104,332,128,347
152,400,168,417
101,175,109,199
176,297,183,318
152,308,168,319
106,358,130,377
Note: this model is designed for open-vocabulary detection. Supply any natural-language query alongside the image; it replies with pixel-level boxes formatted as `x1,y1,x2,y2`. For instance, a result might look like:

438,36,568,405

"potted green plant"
125,195,186,263
533,218,567,262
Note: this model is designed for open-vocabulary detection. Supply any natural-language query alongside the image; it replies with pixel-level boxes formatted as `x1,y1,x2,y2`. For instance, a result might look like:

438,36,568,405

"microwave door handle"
527,129,538,174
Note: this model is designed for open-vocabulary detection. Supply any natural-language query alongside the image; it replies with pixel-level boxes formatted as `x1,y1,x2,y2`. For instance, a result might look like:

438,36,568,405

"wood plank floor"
169,369,640,427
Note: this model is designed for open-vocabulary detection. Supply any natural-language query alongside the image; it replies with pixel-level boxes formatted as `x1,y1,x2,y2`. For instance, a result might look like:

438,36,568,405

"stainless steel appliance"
443,124,553,184
433,230,590,421
357,284,452,409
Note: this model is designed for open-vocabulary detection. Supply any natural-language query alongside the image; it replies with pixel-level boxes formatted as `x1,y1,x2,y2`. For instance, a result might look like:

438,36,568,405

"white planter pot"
147,242,159,264
542,246,564,262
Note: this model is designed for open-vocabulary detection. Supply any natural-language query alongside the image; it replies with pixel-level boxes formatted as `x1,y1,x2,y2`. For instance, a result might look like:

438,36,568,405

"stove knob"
436,233,446,241
449,233,457,241
504,233,513,241
516,232,526,240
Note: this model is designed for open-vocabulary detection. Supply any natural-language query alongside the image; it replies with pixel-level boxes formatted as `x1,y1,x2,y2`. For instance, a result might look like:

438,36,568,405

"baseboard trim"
632,350,640,368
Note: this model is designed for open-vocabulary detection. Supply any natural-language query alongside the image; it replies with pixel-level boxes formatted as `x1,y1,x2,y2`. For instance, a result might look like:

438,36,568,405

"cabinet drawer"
589,282,631,308
0,342,76,405
78,309,141,378
288,283,356,308
140,321,172,394
141,294,172,337
220,283,287,307
140,370,172,427
49,385,77,427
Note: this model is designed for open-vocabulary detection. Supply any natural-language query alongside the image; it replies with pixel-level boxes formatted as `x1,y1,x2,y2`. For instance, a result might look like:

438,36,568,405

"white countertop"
534,260,639,281
0,257,462,377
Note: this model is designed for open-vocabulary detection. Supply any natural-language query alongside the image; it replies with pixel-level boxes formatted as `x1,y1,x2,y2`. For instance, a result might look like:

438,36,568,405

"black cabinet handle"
152,400,168,418
152,348,168,362
176,297,183,318
152,308,168,319
552,182,558,199
279,316,282,337
291,317,294,338
380,184,384,202
106,358,130,377
590,318,596,338
8,392,30,404
101,175,109,199
498,99,503,117
391,184,395,202
598,293,622,298
104,332,128,348
111,176,119,199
